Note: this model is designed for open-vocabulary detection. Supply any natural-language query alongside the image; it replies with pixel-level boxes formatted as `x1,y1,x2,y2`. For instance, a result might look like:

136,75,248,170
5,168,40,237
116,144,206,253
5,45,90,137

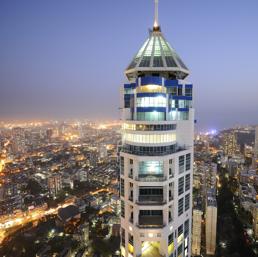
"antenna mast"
153,0,160,31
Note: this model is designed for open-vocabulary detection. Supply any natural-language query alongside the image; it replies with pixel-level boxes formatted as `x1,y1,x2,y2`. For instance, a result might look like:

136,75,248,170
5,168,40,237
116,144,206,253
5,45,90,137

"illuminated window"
171,99,177,108
137,84,165,93
136,96,166,107
123,133,176,144
139,161,163,176
123,123,176,131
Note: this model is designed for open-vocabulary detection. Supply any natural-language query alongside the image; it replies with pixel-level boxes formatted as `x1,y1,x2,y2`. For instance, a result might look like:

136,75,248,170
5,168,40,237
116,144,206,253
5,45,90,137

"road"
0,201,72,244
0,187,109,244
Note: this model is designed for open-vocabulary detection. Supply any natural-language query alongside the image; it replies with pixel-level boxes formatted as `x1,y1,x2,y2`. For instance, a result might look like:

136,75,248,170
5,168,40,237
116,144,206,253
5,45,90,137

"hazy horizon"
1,0,258,130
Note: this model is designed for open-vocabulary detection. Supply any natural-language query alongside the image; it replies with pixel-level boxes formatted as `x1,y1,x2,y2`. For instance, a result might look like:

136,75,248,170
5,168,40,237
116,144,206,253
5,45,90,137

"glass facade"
137,111,165,121
122,144,177,156
127,32,188,73
122,123,176,131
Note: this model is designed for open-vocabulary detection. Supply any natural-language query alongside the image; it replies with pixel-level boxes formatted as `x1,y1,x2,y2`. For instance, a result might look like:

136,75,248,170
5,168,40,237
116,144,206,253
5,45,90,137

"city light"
0,0,257,256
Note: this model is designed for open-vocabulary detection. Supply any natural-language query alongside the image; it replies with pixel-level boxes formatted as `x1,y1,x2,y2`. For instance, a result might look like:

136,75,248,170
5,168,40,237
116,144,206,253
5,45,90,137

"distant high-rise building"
46,128,53,142
223,132,238,157
192,208,203,256
99,144,107,159
120,1,194,256
205,190,217,255
12,127,26,154
253,126,258,170
48,174,62,197
244,144,253,159
78,124,84,139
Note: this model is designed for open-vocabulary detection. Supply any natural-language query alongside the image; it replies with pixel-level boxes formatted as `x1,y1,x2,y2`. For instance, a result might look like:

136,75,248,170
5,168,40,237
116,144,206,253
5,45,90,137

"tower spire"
153,0,159,30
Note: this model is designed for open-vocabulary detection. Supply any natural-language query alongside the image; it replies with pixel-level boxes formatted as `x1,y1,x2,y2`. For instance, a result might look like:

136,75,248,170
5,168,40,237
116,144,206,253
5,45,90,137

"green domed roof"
125,29,189,80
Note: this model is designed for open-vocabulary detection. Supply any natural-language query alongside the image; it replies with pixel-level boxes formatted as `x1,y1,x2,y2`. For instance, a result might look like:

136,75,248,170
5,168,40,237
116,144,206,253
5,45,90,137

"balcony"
121,144,187,156
138,216,164,229
137,195,166,205
136,175,166,182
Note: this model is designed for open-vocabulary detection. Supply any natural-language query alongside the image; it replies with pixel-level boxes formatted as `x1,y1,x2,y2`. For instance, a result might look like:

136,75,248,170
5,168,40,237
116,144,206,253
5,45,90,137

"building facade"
120,1,194,256
223,132,239,157
253,126,258,170
48,174,62,197
191,209,203,256
12,127,26,154
205,190,217,256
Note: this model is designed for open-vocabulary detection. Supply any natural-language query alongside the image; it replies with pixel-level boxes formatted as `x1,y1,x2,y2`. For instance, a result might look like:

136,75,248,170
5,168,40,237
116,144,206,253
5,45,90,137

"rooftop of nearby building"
57,205,80,222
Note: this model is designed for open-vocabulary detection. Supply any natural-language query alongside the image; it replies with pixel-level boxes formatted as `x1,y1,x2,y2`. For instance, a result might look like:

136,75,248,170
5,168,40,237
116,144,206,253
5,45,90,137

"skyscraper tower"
120,1,194,257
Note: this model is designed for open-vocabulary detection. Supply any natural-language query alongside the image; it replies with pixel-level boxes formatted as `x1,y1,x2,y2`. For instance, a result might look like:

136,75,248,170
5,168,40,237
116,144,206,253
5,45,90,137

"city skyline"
1,0,258,129
1,1,258,256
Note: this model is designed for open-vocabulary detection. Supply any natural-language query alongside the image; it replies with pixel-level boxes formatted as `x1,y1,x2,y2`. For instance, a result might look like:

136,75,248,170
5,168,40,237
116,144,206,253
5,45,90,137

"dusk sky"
1,0,258,130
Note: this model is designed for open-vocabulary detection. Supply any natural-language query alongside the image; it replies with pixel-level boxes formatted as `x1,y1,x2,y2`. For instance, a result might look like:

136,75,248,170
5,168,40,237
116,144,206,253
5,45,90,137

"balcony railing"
136,175,167,182
137,195,166,205
138,216,164,228
121,144,188,156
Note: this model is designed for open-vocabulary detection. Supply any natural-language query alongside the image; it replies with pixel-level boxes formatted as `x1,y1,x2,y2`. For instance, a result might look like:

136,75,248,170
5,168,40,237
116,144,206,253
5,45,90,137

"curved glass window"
137,85,166,94
123,133,176,144
122,123,176,131
137,96,166,108
137,112,165,121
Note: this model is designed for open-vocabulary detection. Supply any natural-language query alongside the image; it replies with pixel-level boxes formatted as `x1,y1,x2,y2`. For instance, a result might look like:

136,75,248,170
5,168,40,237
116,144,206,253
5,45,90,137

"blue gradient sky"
1,0,258,130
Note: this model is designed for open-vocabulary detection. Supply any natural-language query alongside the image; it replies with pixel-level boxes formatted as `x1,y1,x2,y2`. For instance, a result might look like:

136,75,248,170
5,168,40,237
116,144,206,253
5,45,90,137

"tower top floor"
125,0,189,81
